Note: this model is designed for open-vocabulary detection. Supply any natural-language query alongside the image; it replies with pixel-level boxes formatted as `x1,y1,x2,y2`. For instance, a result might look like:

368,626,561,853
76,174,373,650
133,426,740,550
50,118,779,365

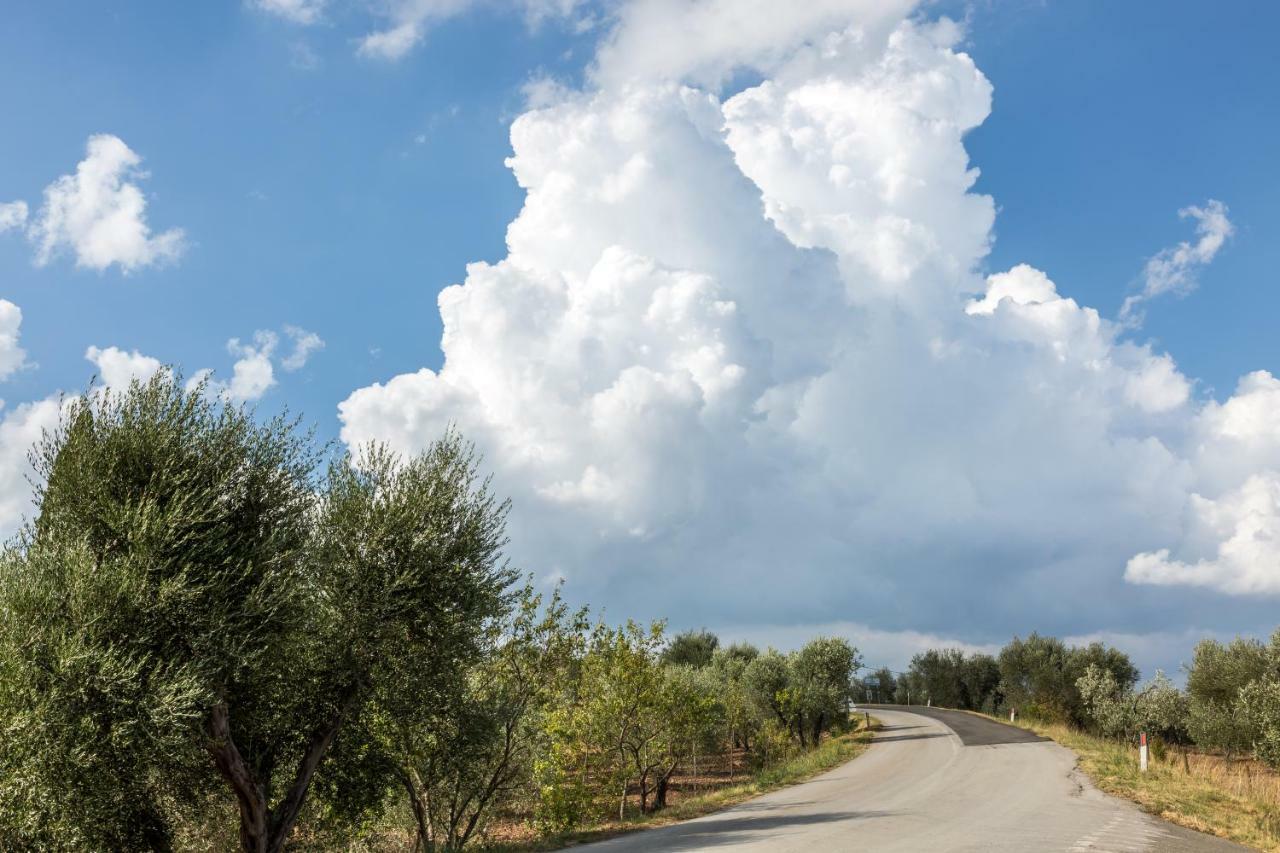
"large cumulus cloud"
338,3,1273,657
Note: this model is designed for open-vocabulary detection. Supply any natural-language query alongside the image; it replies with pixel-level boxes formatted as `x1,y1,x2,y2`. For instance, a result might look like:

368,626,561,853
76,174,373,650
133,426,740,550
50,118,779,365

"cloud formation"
0,398,62,542
27,134,185,274
1120,200,1233,324
0,201,27,234
251,0,325,25
84,345,165,391
189,331,279,403
0,301,28,382
336,3,1276,657
282,325,325,371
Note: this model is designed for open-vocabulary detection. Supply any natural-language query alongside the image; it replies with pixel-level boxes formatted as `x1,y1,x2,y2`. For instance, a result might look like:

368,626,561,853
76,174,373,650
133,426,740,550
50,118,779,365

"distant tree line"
0,374,865,851
888,632,1280,769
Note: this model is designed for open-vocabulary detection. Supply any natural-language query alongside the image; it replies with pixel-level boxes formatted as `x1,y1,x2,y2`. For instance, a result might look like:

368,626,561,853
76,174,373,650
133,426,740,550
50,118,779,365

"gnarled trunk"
206,690,360,853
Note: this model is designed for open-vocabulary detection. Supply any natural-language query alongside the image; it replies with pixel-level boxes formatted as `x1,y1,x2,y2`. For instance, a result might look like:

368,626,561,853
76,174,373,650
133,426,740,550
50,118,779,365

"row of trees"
892,631,1280,769
0,375,863,851
885,633,1138,725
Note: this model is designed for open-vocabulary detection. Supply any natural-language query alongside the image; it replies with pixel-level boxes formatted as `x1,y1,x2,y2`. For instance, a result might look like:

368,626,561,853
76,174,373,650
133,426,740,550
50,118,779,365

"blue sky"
2,1,1278,673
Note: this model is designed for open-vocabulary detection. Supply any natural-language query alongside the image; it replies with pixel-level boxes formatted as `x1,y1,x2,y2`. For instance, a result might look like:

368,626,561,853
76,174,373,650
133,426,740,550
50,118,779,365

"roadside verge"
980,712,1279,851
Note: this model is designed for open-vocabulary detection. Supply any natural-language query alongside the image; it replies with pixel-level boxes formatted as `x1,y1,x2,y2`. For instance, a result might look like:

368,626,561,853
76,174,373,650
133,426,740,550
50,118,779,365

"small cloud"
1120,200,1233,324
357,21,421,61
0,300,28,382
84,345,165,391
282,325,324,371
0,201,28,233
28,134,186,274
194,332,279,403
251,0,324,25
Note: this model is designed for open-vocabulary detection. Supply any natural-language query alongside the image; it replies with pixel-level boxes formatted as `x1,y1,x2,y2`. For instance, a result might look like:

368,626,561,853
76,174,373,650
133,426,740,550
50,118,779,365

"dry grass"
1010,717,1280,851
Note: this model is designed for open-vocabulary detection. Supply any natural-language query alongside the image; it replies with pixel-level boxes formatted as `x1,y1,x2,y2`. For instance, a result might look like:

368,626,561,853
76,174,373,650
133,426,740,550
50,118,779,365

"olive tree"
0,375,515,852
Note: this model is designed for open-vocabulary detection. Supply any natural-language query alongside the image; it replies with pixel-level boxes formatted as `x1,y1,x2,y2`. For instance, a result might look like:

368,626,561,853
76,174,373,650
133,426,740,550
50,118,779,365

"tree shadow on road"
872,731,950,743
628,803,897,850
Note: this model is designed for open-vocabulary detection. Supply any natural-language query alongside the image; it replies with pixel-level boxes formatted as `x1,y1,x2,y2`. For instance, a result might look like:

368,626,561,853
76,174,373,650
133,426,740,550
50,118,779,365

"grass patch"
483,716,881,852
994,715,1280,851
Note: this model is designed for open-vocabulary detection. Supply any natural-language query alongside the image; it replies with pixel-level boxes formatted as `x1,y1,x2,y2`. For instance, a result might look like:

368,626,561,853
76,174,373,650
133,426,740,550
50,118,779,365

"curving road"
571,706,1247,852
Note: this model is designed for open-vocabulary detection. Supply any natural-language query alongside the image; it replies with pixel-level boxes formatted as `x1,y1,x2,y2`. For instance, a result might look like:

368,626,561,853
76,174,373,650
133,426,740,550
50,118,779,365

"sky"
2,0,1278,678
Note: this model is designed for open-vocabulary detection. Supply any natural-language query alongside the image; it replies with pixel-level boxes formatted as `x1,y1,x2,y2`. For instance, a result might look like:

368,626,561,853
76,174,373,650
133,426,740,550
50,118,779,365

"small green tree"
789,638,860,746
710,644,759,752
1239,679,1280,769
377,584,587,850
1185,635,1271,760
662,630,720,668
652,665,725,809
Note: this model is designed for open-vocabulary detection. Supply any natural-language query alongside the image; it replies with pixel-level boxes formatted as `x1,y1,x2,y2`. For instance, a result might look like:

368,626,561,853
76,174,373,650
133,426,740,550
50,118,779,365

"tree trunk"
655,760,679,810
207,688,360,853
638,770,650,814
811,712,825,748
401,773,431,853
206,703,269,853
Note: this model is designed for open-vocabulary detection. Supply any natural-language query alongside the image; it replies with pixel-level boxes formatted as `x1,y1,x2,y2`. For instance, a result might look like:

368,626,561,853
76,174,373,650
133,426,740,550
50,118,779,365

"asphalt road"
569,706,1248,852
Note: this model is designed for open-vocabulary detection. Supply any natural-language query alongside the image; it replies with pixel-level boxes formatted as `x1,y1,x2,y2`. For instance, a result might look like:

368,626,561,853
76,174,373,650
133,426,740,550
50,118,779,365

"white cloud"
84,345,165,391
28,134,186,274
0,397,63,541
591,0,915,88
251,0,325,25
202,331,279,403
1120,200,1233,323
0,300,28,382
355,0,591,60
341,4,1269,651
0,201,28,233
282,325,324,371
1126,474,1280,595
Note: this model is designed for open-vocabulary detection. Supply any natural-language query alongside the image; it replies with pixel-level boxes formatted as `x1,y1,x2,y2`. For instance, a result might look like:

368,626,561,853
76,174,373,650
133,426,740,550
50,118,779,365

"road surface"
570,706,1247,852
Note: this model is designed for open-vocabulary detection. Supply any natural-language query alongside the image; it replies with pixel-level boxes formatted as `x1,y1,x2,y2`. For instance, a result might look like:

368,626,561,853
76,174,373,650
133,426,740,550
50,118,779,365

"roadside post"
1140,732,1148,773
1009,708,1017,723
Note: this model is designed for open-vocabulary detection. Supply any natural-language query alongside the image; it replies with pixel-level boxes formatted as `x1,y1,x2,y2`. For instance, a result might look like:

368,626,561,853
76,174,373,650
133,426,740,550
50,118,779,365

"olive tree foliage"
898,650,1000,711
998,635,1137,724
710,643,759,751
662,629,720,668
652,664,725,810
0,375,317,851
0,374,515,852
1076,666,1189,745
1185,635,1271,759
1185,631,1280,766
1239,679,1280,769
742,639,859,748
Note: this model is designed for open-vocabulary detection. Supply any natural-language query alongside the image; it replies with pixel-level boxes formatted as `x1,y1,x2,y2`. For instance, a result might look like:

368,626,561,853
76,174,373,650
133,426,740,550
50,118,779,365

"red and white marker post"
1139,732,1149,773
